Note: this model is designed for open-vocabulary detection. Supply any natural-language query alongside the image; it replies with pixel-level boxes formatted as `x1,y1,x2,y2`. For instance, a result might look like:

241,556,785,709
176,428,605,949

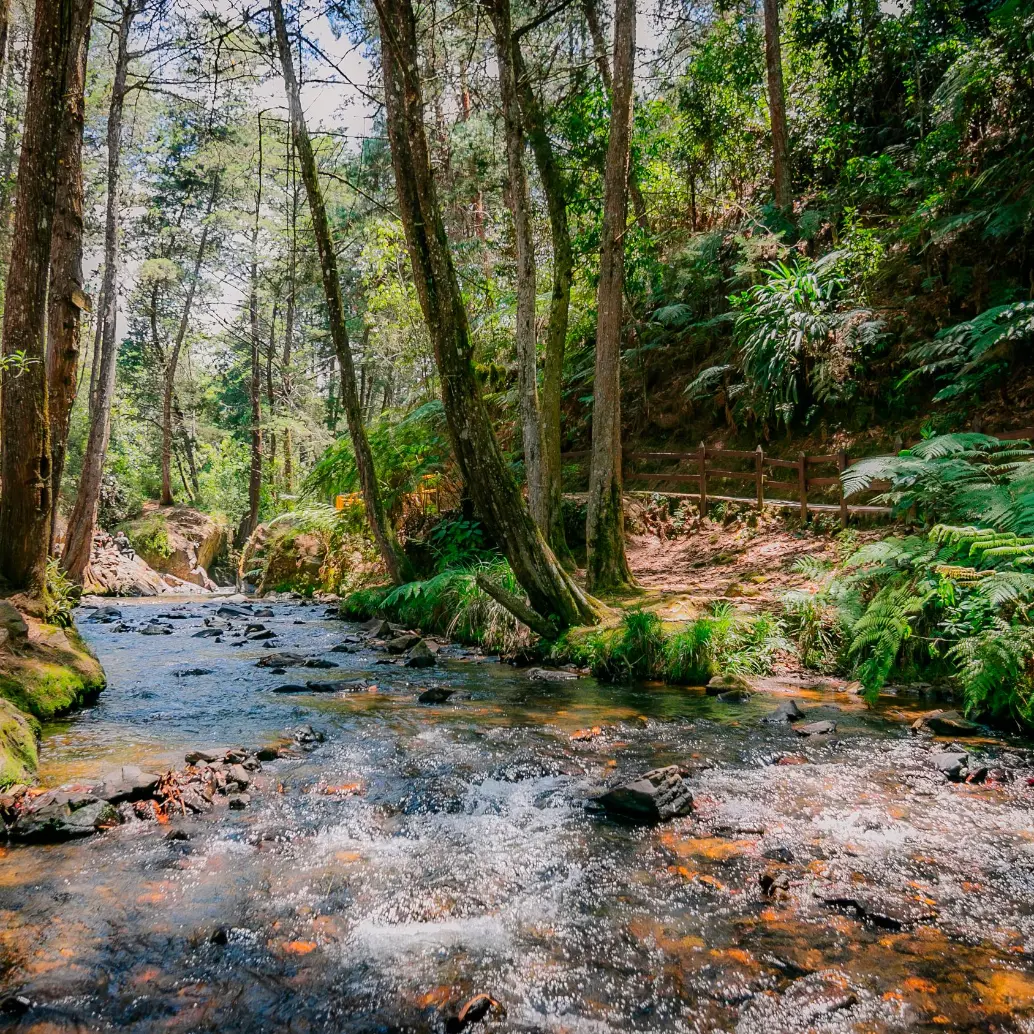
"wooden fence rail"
563,427,1034,525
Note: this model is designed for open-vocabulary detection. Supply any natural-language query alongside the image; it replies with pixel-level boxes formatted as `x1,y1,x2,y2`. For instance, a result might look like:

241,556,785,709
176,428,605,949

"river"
2,597,1034,1032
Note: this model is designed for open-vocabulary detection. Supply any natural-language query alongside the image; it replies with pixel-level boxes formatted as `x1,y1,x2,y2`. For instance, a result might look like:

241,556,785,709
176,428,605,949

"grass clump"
558,604,788,684
129,515,173,560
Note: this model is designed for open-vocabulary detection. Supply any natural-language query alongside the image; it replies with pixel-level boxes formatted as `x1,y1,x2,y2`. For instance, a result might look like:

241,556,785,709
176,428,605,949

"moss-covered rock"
125,505,229,589
0,698,39,788
0,609,105,786
0,623,104,720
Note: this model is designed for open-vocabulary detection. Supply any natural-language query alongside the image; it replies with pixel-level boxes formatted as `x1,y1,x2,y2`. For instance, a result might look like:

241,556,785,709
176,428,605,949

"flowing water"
3,598,1034,1033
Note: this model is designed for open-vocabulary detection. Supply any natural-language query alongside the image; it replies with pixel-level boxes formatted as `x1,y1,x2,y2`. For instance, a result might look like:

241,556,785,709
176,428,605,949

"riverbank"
0,598,105,787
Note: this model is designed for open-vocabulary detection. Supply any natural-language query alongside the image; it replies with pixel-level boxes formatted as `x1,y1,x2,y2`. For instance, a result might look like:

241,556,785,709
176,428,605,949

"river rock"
256,652,306,668
10,791,120,842
795,720,836,737
88,605,122,623
247,629,276,641
717,689,753,703
174,668,213,678
405,640,436,668
228,793,250,810
192,628,223,639
331,643,357,654
386,633,423,654
931,750,969,781
362,618,392,639
706,672,753,695
303,658,339,669
217,606,246,618
139,622,173,635
444,994,503,1033
244,623,267,635
594,765,694,824
912,709,981,737
292,724,325,747
308,679,373,693
817,886,936,930
762,700,805,723
526,667,579,682
97,765,161,804
418,687,454,703
0,601,28,641
253,608,275,617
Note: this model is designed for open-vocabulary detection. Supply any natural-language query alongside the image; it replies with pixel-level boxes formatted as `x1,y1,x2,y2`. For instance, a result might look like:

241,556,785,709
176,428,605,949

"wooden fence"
561,426,1034,526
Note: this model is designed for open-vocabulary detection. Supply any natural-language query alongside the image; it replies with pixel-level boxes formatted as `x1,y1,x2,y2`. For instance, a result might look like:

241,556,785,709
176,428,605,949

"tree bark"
46,0,95,552
0,18,25,287
271,0,413,584
161,176,217,505
585,0,635,592
513,39,573,565
246,116,263,537
0,0,86,591
374,0,601,629
581,0,648,231
762,0,791,211
62,0,135,583
485,0,545,534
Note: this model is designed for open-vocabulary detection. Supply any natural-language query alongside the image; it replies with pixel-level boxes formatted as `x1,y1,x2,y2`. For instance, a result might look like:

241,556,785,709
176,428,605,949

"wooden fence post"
698,442,707,518
755,445,764,512
837,449,848,528
798,451,808,523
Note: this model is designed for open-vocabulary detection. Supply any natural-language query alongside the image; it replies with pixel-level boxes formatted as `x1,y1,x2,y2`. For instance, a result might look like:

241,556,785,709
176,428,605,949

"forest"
0,0,1033,717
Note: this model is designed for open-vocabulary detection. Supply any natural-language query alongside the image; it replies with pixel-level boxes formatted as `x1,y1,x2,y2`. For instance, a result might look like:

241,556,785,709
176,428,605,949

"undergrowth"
554,604,788,683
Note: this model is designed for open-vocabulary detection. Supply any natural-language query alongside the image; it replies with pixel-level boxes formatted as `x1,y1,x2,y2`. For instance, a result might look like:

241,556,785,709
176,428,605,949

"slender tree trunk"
0,21,25,291
46,0,95,552
486,0,545,533
173,396,199,497
62,0,135,583
271,0,413,584
0,0,10,91
0,0,86,591
281,141,296,496
246,117,263,537
585,0,635,592
762,0,791,211
374,0,600,629
513,40,573,565
581,0,648,232
161,176,217,505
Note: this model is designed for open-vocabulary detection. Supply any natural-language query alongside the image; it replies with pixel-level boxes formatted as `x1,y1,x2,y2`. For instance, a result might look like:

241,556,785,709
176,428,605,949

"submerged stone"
97,765,160,804
362,618,392,639
385,633,422,654
912,709,981,737
256,652,306,668
526,667,579,682
795,720,836,737
931,750,969,781
418,686,454,703
762,700,805,724
594,765,694,824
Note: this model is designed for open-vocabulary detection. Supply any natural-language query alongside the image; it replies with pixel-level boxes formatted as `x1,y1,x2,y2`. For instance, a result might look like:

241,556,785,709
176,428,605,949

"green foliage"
427,516,494,570
130,515,173,559
804,435,1034,724
43,559,77,629
561,603,787,684
375,560,534,655
304,403,451,520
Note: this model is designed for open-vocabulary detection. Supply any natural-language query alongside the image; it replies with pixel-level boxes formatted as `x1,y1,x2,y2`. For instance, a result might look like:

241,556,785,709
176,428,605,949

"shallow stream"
3,598,1034,1032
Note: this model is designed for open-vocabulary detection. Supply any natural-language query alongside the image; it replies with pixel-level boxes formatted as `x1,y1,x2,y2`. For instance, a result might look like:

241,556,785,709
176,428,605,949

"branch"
475,573,556,638
514,0,576,42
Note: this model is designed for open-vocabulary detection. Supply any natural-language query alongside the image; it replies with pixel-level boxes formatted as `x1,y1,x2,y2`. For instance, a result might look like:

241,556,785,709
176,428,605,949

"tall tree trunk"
46,0,95,552
271,0,413,584
246,117,263,537
513,40,573,565
62,0,135,583
281,137,296,496
0,24,26,305
486,0,545,532
0,0,85,591
373,0,600,629
585,0,635,592
161,177,217,505
762,0,791,211
581,0,648,232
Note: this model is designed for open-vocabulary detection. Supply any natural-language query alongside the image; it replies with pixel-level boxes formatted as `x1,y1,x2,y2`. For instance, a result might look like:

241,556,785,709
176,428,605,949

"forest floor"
606,501,887,624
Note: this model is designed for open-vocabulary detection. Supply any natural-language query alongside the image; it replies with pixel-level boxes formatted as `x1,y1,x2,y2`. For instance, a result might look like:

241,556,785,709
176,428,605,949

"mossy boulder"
125,505,229,589
0,623,105,720
0,698,39,788
0,610,105,787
